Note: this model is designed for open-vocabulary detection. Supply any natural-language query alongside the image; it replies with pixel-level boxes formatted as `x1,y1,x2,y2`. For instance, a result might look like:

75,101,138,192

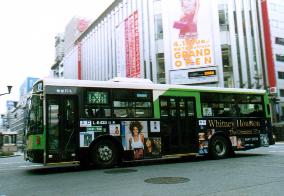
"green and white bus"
25,78,274,168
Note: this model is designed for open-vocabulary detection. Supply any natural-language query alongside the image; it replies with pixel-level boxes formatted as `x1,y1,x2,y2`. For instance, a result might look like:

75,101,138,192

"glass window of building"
280,89,284,97
276,37,284,46
156,53,165,84
276,54,284,62
218,4,229,31
154,14,163,40
222,45,234,87
278,72,284,79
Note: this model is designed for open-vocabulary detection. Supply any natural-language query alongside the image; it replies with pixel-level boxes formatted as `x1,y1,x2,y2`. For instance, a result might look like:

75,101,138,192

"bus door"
46,95,78,164
160,96,197,154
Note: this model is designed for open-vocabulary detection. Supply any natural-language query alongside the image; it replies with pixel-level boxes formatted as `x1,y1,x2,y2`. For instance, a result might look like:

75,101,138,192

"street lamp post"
0,86,12,96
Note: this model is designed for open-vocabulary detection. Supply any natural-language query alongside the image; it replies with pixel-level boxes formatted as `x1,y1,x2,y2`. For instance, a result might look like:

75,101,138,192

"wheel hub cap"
215,142,225,155
98,145,112,161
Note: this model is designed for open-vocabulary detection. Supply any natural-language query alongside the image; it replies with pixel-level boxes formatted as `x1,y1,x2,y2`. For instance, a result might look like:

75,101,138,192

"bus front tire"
91,140,118,169
209,136,229,159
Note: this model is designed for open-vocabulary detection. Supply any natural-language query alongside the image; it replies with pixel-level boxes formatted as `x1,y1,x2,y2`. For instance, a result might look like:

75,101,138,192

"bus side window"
95,108,105,117
249,104,263,117
169,98,177,117
160,99,168,117
187,100,195,117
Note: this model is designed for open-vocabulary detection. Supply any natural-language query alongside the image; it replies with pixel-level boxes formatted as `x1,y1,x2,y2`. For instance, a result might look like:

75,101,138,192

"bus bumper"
26,149,44,163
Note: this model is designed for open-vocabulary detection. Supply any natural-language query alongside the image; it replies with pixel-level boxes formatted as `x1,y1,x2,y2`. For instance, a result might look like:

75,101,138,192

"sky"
0,0,114,114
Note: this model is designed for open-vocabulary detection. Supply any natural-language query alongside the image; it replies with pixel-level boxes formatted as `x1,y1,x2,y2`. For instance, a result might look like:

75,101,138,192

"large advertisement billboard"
170,0,214,69
165,0,217,84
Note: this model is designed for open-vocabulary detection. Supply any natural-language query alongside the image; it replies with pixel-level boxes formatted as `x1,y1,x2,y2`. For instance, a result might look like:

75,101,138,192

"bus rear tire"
209,136,229,159
91,139,118,169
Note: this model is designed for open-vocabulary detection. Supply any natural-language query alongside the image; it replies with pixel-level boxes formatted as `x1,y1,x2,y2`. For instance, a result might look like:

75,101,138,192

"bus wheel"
209,136,229,159
91,140,118,169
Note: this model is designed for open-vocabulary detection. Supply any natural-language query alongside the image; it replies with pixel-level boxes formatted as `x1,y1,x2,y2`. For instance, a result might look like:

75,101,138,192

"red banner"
77,42,82,80
261,0,276,88
125,11,140,78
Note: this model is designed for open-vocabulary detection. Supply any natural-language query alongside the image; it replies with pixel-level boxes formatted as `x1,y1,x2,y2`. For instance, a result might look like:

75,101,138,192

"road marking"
0,164,42,171
269,145,284,148
269,150,284,153
18,164,42,168
0,161,27,165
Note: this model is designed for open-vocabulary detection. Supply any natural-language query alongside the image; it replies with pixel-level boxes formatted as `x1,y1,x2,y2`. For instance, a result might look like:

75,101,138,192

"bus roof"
37,78,267,94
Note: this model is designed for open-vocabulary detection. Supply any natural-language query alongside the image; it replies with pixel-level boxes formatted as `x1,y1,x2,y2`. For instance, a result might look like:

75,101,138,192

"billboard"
125,11,141,78
166,0,215,72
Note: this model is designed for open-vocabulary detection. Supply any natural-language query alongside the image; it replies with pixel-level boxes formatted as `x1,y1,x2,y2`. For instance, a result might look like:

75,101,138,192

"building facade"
265,0,284,122
51,17,91,79
63,0,267,89
51,33,65,78
62,0,283,123
0,77,39,146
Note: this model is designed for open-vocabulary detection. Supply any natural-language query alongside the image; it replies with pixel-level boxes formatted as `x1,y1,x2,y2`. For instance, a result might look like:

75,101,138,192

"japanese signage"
125,10,141,78
169,0,215,69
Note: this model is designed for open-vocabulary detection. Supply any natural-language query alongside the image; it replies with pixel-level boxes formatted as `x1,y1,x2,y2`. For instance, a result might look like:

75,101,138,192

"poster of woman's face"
144,137,162,158
109,124,120,136
124,121,148,151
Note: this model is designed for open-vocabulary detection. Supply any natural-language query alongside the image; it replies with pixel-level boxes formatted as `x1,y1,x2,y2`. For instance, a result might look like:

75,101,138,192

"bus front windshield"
27,95,43,134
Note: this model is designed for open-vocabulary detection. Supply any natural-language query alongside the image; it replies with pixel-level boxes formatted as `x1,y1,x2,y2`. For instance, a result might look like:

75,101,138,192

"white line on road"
269,150,284,153
0,161,27,165
0,164,42,171
18,164,42,168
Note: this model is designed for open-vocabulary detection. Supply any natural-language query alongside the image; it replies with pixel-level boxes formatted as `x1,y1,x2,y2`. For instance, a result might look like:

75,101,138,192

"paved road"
1,143,284,196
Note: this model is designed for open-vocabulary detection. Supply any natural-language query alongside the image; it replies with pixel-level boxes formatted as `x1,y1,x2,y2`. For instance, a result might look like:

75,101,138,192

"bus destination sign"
87,91,108,104
46,86,77,94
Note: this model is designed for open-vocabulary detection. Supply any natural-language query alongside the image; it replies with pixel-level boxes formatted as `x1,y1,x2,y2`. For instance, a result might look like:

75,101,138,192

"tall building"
62,0,266,88
51,17,90,79
61,0,283,124
64,16,91,55
1,77,39,144
264,0,284,123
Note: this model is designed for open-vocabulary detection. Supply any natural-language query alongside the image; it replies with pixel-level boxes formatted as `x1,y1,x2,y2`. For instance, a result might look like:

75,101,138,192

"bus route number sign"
87,91,108,104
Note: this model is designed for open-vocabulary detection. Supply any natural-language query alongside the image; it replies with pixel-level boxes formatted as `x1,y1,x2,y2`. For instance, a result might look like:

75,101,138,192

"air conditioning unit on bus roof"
109,77,153,84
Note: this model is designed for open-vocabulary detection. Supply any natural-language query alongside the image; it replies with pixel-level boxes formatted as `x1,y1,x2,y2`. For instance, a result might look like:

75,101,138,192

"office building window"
218,4,229,31
154,14,163,40
276,37,284,46
276,54,284,62
280,89,284,97
278,72,284,79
